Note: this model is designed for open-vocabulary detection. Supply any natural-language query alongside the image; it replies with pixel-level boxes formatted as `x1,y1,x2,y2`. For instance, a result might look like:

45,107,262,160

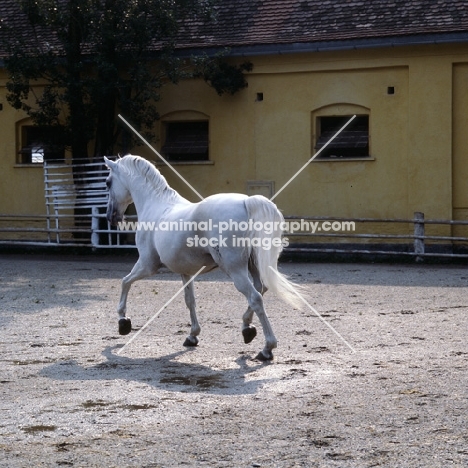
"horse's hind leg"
181,274,201,347
231,268,276,361
117,258,160,335
242,260,267,344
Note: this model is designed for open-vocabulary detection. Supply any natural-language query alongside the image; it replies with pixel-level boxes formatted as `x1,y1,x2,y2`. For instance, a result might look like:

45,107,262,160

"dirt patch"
0,255,467,467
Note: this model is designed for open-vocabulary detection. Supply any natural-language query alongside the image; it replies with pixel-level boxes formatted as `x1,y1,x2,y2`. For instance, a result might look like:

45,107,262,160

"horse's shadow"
40,345,276,395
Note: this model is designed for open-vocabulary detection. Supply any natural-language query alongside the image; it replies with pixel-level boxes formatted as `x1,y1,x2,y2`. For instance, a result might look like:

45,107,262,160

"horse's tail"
244,195,302,308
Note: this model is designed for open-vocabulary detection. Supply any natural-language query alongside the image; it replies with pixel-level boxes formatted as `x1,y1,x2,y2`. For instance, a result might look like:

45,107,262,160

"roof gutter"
2,31,468,67
174,31,468,58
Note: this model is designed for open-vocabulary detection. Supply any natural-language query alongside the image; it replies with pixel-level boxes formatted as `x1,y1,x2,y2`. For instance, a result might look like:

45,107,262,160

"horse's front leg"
181,274,201,347
117,258,159,335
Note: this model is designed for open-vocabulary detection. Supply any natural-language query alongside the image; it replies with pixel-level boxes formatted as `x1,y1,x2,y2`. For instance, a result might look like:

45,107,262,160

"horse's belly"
156,233,217,275
163,252,218,275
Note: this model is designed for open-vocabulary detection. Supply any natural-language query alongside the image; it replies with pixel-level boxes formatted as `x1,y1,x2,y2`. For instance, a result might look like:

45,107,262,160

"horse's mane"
118,155,179,202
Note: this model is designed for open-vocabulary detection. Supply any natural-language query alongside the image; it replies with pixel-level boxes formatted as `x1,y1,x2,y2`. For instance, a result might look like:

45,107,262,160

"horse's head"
104,156,133,226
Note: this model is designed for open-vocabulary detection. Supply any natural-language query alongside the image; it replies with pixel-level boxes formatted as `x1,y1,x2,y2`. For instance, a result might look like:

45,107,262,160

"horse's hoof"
242,325,257,344
118,318,132,335
255,350,273,361
183,336,199,347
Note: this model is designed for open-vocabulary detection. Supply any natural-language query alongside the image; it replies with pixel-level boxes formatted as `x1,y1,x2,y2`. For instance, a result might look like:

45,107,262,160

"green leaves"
3,0,250,159
194,52,253,95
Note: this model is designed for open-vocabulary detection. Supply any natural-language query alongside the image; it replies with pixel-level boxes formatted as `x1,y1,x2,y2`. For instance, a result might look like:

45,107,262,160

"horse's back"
172,193,248,224
151,193,278,274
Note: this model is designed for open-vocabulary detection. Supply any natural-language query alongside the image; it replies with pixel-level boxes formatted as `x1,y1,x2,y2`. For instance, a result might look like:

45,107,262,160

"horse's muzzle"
106,202,122,226
108,213,123,226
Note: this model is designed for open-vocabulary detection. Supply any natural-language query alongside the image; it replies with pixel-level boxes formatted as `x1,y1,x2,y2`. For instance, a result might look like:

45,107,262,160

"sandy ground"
0,253,467,467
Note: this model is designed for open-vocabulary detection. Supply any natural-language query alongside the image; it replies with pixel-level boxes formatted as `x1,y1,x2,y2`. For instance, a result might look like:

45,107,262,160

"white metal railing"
0,158,133,248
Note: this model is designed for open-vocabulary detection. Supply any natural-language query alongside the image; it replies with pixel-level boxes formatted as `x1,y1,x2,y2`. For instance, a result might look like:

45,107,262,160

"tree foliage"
2,0,252,160
194,53,253,96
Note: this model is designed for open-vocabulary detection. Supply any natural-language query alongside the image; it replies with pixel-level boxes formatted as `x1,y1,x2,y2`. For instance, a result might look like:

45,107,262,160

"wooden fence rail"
0,159,467,258
1,209,468,259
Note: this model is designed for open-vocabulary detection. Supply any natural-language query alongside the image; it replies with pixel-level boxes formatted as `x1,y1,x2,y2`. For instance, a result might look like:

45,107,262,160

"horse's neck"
130,184,189,220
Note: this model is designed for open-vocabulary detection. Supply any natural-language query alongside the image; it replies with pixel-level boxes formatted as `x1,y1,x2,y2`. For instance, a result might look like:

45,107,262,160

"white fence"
0,158,134,248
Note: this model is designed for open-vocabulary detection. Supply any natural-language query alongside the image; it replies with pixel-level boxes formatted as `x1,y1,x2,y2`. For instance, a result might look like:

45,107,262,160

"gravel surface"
0,253,467,467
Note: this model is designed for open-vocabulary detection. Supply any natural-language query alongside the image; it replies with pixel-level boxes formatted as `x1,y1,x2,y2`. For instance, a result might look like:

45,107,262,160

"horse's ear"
104,156,117,170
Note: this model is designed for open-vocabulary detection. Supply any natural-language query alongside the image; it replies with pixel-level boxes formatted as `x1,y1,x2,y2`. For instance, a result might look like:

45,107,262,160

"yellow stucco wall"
0,74,48,215
151,44,466,224
451,62,468,239
1,43,468,242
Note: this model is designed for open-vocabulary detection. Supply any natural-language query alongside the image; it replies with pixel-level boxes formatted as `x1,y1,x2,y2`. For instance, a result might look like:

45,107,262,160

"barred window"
18,126,65,164
315,115,369,159
162,121,209,162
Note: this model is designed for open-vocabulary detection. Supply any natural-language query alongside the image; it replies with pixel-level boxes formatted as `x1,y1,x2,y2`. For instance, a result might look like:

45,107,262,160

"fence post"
414,211,425,262
91,206,100,247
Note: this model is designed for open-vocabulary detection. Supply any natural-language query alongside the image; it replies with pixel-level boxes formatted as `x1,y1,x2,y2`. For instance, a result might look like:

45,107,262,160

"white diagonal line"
118,114,205,201
270,115,356,202
117,265,206,355
268,267,356,353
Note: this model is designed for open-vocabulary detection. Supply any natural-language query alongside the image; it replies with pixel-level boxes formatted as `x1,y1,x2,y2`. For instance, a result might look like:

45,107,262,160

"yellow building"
1,1,468,252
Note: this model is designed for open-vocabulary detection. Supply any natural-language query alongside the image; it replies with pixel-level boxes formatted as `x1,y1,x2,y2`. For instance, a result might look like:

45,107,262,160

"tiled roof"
1,0,468,58
176,0,468,51
0,1,57,57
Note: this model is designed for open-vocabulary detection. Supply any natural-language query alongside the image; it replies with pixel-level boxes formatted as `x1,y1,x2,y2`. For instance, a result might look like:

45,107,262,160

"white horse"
104,154,299,360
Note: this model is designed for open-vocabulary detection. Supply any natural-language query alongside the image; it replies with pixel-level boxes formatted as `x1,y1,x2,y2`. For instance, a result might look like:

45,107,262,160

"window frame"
161,120,210,163
17,124,66,165
314,114,371,160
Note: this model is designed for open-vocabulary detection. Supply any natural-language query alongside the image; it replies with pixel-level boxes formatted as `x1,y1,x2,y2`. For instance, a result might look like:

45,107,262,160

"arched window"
17,119,65,165
312,104,371,160
160,111,209,162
